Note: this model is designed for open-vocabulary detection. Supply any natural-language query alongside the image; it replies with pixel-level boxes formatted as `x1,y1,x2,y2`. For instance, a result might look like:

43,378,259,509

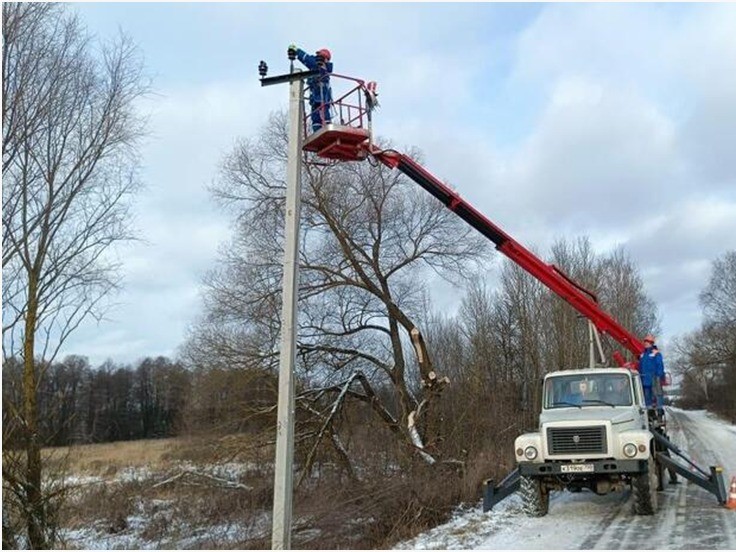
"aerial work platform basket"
301,74,377,162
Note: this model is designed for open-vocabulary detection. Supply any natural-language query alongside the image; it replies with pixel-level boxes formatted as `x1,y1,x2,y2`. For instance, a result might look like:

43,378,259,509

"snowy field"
398,408,736,550
60,460,270,549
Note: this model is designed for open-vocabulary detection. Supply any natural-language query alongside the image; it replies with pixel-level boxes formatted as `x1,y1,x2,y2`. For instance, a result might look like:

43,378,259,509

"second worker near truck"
639,334,666,409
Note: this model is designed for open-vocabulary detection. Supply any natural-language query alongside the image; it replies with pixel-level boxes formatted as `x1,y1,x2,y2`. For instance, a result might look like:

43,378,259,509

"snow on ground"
64,516,263,550
63,473,106,487
59,460,268,549
669,409,736,479
399,407,736,550
395,497,521,550
63,515,153,551
62,460,258,488
397,489,632,550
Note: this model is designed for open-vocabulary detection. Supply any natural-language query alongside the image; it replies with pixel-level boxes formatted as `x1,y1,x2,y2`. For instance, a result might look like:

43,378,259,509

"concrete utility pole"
271,76,304,550
589,320,596,368
259,54,319,551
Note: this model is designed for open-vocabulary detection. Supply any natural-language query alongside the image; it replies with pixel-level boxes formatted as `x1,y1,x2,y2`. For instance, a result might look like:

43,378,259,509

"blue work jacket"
296,49,333,104
639,346,665,387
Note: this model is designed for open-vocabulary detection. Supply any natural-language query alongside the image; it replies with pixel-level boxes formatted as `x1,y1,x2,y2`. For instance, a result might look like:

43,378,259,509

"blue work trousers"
310,102,331,132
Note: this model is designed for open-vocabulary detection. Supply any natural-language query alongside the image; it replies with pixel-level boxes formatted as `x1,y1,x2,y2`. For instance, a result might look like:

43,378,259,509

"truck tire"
520,475,549,517
632,454,659,515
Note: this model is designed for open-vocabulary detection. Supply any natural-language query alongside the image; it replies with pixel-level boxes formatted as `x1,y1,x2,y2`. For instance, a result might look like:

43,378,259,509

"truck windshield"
544,374,633,409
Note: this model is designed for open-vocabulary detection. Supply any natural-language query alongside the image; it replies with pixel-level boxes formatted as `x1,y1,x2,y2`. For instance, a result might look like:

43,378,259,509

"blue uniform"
639,345,665,407
562,392,583,405
296,49,333,131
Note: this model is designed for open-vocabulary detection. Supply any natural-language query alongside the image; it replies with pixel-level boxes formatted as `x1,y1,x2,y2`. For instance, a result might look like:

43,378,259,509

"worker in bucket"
639,334,666,408
288,44,333,132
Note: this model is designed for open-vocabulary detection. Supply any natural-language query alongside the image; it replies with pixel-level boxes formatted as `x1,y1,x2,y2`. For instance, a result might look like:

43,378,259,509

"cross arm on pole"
260,69,320,87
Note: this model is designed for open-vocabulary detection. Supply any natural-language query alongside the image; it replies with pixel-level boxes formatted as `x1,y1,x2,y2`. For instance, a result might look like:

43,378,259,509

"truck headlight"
623,443,637,458
524,446,538,460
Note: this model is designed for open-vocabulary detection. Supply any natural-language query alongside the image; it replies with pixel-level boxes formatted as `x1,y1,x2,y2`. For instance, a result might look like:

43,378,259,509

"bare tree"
187,112,491,473
672,251,736,419
2,3,148,547
598,246,660,346
452,237,659,427
699,250,736,327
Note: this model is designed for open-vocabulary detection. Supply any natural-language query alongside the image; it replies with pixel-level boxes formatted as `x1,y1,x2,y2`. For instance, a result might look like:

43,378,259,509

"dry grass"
42,431,274,476
50,433,276,548
43,437,185,475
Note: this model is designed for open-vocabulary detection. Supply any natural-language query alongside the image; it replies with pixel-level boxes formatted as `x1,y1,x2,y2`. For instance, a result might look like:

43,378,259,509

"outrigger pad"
303,124,370,161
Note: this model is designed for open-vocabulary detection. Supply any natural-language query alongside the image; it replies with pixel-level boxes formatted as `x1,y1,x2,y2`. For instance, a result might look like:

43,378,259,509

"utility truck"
515,368,660,515
258,58,729,515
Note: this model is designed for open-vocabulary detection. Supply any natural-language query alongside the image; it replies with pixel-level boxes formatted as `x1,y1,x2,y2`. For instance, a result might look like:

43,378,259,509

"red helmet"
317,48,331,61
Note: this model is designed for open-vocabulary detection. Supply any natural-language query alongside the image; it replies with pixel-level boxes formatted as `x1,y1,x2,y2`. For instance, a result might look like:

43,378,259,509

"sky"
58,2,736,366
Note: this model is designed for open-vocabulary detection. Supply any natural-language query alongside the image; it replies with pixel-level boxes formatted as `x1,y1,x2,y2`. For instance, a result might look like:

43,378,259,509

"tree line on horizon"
2,355,190,447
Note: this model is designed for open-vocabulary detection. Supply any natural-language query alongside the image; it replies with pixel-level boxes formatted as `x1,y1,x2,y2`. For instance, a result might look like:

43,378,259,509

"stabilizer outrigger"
650,428,727,504
483,468,521,512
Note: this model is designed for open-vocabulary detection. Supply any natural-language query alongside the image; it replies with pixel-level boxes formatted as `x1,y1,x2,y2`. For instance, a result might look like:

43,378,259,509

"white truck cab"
513,368,660,516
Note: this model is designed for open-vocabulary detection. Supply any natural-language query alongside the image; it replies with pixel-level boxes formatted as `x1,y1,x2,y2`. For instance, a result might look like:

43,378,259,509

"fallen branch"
152,469,250,491
407,409,436,465
297,373,358,487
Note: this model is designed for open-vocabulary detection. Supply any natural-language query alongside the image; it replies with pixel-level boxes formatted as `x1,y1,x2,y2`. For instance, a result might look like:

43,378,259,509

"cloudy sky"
61,2,736,366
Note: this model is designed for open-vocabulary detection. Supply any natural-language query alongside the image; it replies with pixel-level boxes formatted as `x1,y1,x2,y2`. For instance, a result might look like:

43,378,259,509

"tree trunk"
23,273,46,549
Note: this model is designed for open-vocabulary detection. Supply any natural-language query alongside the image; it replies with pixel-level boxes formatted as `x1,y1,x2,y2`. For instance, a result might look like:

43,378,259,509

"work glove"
288,44,297,53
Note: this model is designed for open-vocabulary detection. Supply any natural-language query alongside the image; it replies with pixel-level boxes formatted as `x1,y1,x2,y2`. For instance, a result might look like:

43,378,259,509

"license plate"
560,463,595,473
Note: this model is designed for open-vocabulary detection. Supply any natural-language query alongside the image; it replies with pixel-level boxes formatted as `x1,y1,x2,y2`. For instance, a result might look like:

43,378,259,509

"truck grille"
547,426,607,455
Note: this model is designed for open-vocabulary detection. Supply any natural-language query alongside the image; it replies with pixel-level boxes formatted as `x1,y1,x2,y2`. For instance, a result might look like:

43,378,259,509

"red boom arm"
372,149,645,366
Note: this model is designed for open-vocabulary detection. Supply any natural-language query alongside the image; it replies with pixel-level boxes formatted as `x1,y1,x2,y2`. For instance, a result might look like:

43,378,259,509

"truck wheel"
632,454,659,515
520,475,549,517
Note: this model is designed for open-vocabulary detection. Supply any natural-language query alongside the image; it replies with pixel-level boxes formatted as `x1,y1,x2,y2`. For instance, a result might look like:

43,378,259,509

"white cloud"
509,77,681,226
512,4,683,90
398,3,736,346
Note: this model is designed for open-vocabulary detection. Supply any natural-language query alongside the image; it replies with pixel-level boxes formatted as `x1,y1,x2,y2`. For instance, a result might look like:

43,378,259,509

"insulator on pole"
258,60,268,78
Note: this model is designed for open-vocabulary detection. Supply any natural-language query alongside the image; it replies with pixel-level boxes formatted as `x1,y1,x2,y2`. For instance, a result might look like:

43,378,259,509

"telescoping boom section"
372,150,645,365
